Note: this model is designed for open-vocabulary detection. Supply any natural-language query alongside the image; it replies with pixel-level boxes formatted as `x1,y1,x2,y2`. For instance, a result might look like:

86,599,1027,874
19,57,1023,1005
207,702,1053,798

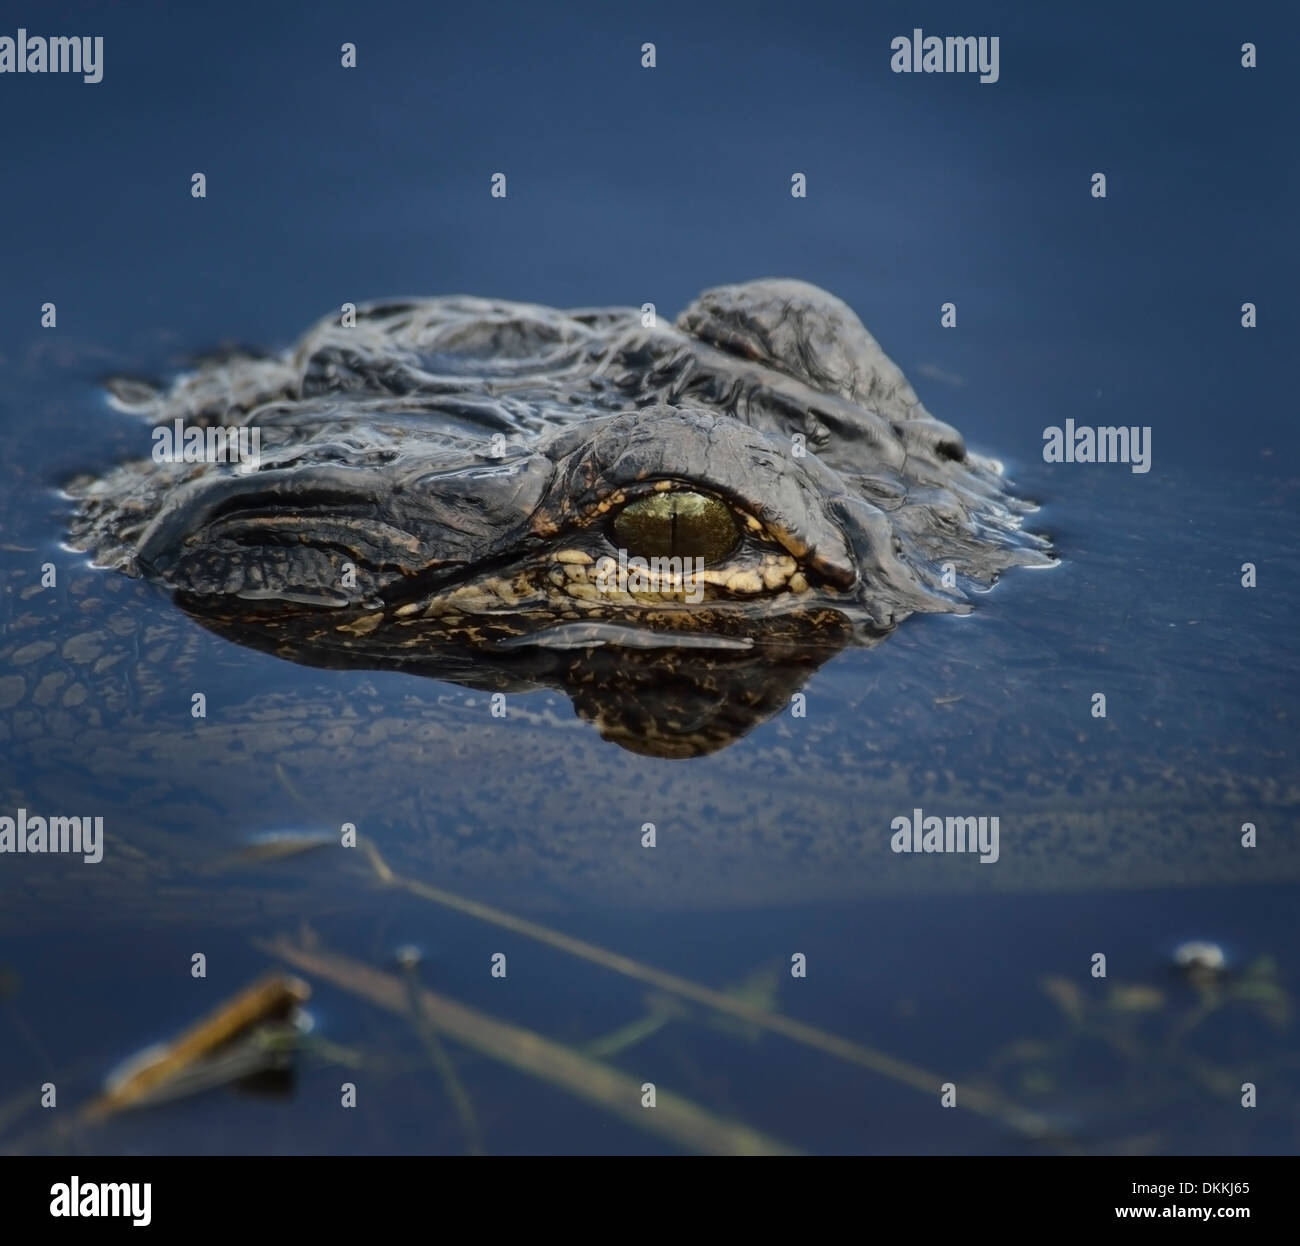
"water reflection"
184,595,870,757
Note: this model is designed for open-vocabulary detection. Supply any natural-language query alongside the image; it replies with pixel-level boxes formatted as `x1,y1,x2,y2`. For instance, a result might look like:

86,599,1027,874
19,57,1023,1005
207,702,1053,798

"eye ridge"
609,488,740,565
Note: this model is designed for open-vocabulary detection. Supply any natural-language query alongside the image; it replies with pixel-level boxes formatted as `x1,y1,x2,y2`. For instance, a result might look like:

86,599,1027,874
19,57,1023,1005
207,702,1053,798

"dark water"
1,1,1297,1154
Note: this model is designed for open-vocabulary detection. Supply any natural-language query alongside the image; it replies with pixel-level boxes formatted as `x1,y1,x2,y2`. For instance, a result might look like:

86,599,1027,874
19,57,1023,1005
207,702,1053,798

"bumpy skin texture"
68,280,1052,754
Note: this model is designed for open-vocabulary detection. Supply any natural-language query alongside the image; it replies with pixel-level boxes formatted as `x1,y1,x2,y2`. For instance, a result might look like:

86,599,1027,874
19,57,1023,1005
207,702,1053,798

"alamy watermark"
0,810,102,863
152,419,261,471
593,551,706,604
890,30,999,84
0,30,102,83
1042,420,1152,473
50,1178,150,1226
891,807,999,863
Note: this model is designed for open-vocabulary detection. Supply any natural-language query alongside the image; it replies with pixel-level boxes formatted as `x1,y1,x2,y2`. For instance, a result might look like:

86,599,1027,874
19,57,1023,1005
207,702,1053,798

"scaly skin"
64,280,1050,756
0,282,1294,923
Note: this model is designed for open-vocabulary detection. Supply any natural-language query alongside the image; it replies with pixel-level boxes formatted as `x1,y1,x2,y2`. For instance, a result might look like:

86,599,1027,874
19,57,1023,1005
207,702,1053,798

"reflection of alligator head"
69,280,1053,757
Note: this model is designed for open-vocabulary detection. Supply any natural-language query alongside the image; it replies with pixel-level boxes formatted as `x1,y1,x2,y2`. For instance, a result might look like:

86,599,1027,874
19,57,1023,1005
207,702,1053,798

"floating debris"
394,945,424,971
85,973,311,1121
1172,941,1231,993
206,829,335,872
1172,941,1228,976
1107,984,1165,1012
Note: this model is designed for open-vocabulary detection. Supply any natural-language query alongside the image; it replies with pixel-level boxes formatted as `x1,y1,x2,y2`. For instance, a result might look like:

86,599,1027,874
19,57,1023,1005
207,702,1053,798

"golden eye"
611,490,740,564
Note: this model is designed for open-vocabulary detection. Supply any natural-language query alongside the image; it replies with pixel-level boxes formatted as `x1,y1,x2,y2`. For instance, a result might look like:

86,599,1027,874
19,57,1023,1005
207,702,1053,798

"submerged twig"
398,958,484,1155
261,934,800,1156
355,840,1050,1139
83,973,311,1122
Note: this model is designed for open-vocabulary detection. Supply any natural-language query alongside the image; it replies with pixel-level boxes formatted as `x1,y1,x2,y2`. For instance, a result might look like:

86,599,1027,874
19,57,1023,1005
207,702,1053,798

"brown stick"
84,973,310,1122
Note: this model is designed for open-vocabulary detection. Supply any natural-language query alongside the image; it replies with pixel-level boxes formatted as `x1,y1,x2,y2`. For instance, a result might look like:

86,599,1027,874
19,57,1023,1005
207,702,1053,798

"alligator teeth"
338,612,384,635
724,571,763,594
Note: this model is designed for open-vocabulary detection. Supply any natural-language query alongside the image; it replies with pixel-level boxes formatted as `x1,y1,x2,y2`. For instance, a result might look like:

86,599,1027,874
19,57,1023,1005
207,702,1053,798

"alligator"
1,281,1294,923
65,279,1052,757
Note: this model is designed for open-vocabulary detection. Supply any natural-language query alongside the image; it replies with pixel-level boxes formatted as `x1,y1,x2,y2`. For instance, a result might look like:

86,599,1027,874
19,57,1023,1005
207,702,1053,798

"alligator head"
69,280,1052,757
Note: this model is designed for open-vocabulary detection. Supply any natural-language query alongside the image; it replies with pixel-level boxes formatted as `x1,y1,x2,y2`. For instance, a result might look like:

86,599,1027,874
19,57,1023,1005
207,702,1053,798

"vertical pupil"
611,490,740,564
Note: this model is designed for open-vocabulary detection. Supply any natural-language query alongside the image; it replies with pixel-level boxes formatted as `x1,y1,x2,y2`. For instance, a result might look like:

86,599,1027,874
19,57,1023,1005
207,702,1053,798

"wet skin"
66,280,1050,756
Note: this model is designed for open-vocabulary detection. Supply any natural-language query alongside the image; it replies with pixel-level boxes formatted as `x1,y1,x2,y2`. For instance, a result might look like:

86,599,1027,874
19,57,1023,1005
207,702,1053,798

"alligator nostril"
611,490,739,564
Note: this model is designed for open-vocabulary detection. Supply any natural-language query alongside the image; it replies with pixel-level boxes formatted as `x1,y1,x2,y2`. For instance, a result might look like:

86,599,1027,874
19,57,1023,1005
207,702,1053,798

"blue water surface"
0,0,1297,1155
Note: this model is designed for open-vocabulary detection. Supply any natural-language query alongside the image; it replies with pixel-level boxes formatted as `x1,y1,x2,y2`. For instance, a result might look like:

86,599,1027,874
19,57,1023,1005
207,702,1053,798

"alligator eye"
611,490,740,564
